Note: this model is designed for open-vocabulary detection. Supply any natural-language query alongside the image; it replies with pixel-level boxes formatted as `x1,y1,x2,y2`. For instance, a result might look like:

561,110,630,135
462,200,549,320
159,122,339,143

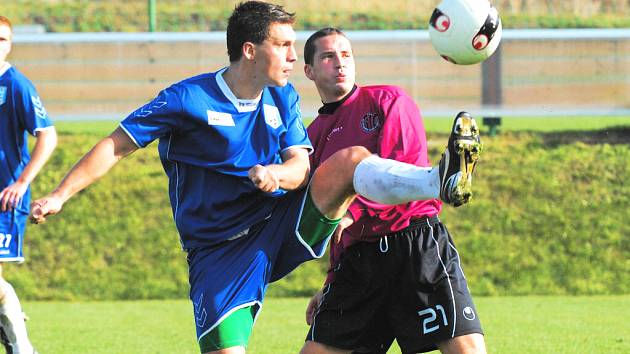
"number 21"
418,305,448,334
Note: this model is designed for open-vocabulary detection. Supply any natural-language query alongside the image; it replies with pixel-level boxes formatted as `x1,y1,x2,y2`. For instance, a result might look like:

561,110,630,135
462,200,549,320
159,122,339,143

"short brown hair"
227,1,295,62
0,16,12,30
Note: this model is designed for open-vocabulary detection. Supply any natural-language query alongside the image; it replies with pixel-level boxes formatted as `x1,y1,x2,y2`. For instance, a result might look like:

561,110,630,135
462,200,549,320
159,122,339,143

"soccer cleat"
438,111,481,207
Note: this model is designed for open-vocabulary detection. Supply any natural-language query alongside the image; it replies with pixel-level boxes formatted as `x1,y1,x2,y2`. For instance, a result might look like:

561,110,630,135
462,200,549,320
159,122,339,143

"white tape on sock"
353,155,439,204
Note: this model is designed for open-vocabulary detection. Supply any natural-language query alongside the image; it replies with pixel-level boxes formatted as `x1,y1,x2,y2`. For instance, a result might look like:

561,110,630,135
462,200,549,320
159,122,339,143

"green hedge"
4,1,630,32
9,127,629,300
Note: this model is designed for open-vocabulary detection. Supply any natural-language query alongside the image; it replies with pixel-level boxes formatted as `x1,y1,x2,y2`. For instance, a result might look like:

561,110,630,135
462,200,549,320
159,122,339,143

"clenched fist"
248,165,280,193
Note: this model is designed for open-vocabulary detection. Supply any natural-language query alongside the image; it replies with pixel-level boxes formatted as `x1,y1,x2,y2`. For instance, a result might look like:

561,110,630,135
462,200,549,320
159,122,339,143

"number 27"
0,234,12,248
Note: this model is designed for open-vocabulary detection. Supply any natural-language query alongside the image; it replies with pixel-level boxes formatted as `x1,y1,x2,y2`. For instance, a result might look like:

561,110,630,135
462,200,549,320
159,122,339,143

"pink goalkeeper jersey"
307,85,441,283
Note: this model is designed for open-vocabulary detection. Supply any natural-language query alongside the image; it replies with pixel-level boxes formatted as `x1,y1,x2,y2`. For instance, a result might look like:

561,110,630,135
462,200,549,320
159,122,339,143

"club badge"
360,112,381,132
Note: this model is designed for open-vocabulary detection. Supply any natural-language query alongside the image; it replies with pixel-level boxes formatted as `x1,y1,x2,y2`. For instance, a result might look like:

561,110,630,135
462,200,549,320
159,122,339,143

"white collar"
216,67,262,113
0,62,11,77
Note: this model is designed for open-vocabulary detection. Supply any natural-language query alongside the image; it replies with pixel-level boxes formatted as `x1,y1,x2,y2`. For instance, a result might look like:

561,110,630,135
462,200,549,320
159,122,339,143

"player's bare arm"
30,127,138,223
0,128,57,212
248,147,310,193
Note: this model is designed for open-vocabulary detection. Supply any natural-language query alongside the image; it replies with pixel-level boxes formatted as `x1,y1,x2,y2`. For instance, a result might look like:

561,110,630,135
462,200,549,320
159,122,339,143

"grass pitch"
24,295,629,353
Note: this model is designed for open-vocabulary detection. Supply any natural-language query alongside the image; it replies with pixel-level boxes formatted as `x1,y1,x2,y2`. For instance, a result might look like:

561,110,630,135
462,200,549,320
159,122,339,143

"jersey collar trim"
317,85,358,115
0,62,12,77
216,67,262,113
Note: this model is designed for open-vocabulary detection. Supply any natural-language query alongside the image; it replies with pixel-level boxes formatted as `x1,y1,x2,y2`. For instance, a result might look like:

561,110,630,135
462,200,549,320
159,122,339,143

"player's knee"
324,146,372,182
315,146,371,186
332,146,372,167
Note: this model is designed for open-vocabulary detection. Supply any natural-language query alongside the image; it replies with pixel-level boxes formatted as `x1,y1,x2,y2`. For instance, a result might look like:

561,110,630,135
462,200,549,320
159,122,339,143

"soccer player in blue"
30,2,478,353
0,15,57,354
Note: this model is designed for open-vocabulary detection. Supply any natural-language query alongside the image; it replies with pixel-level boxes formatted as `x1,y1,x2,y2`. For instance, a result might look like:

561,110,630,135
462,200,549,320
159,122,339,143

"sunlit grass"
25,295,630,354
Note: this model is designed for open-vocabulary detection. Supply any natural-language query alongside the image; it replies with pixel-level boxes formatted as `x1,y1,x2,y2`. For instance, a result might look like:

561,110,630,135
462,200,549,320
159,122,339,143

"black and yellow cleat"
439,111,482,207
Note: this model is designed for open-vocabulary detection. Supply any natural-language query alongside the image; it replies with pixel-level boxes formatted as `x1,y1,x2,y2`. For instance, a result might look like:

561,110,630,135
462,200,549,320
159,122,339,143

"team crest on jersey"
263,104,282,129
360,112,381,132
0,86,6,106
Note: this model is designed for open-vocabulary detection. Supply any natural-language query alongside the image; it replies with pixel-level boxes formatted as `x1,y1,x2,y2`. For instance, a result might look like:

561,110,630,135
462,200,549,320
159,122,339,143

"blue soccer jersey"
120,68,312,248
0,65,54,214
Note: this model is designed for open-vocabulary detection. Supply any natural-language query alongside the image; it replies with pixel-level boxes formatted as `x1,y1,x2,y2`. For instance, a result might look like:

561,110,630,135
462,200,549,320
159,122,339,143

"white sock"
0,280,34,354
353,154,439,205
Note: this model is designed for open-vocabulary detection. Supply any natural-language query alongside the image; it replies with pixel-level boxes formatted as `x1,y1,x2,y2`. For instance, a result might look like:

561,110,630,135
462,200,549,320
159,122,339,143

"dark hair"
304,27,346,65
227,1,295,62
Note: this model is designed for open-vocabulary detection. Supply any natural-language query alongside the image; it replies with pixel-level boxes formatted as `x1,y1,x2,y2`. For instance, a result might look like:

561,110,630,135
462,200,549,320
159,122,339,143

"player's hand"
0,181,28,212
248,165,280,193
30,195,64,224
305,287,324,325
332,213,354,244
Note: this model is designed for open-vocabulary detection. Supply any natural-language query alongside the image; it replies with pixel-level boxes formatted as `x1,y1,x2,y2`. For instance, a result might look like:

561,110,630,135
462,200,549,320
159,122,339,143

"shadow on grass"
541,126,630,147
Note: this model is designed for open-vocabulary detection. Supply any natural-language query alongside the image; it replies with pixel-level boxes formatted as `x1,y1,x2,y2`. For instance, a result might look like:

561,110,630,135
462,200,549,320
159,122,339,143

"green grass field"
25,295,630,353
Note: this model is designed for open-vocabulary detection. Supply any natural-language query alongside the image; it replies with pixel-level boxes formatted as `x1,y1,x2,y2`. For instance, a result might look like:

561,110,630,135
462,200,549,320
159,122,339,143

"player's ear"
304,64,314,80
243,42,256,61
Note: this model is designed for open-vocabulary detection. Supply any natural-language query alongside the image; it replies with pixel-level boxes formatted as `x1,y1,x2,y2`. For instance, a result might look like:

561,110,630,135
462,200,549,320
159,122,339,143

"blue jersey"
120,68,312,248
0,65,54,214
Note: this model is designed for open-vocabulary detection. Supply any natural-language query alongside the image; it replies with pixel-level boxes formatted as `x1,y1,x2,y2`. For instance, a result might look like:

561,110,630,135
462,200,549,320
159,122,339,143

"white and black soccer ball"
428,0,502,65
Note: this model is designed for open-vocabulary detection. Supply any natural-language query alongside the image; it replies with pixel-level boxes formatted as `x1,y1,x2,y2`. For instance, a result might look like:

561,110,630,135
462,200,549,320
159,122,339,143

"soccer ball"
428,0,502,65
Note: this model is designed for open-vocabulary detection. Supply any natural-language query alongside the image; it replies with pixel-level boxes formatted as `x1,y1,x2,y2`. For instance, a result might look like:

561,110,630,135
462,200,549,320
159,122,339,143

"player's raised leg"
309,115,482,219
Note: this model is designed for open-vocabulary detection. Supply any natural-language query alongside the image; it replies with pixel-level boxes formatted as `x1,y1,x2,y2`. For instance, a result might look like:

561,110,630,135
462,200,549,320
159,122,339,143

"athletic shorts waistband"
407,215,440,228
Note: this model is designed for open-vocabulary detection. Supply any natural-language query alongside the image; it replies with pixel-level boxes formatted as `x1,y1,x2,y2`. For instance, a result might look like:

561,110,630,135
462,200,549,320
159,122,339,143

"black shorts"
306,216,483,354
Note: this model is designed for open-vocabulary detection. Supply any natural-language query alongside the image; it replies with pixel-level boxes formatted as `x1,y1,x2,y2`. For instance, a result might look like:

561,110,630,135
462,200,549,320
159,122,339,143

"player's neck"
320,85,355,104
223,64,264,100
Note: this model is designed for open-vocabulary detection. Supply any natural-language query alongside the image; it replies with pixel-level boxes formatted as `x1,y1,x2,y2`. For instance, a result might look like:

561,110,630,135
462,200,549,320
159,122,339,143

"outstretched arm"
0,128,57,212
30,127,138,223
248,147,311,193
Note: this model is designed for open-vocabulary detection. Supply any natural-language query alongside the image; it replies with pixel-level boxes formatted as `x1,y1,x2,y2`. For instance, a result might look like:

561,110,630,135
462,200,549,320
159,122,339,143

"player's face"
0,24,12,62
304,34,355,103
253,23,297,87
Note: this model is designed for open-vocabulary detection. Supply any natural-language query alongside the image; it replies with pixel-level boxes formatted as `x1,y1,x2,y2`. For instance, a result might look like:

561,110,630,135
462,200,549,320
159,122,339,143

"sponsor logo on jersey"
31,95,47,119
326,126,343,141
0,86,6,106
238,101,257,108
207,110,235,127
360,112,381,132
263,104,282,129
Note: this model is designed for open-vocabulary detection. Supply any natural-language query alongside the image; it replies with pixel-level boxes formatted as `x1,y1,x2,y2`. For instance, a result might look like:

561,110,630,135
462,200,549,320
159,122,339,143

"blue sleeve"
280,89,312,154
120,86,182,148
14,79,53,135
